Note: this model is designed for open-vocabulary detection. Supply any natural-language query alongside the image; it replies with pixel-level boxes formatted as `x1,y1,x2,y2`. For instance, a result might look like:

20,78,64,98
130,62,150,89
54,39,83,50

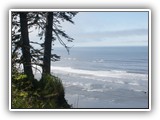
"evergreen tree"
19,12,34,80
11,11,78,109
42,12,77,76
11,11,78,78
43,12,53,75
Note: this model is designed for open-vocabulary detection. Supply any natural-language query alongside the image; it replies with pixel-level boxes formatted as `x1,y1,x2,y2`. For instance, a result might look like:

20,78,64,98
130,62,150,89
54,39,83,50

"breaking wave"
51,66,148,80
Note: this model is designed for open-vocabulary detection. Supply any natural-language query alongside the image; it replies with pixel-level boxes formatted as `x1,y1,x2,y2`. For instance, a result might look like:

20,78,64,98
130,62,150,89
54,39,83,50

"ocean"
51,46,148,108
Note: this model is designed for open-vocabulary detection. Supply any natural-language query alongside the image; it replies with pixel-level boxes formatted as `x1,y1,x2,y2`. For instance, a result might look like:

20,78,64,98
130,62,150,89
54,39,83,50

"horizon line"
54,45,148,48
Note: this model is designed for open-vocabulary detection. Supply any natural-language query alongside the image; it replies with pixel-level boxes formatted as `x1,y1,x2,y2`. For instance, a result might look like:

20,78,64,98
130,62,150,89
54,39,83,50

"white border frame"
9,9,151,111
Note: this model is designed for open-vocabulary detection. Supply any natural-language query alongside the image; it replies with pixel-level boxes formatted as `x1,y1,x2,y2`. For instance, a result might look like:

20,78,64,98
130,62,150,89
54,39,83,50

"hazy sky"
30,11,149,47
55,11,148,47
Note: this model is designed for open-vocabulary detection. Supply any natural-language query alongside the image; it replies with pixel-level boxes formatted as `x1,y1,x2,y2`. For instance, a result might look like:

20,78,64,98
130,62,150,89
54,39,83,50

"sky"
54,11,148,47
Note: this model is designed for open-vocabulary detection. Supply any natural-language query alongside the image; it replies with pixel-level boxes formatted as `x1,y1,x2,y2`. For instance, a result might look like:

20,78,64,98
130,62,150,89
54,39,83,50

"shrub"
11,73,70,109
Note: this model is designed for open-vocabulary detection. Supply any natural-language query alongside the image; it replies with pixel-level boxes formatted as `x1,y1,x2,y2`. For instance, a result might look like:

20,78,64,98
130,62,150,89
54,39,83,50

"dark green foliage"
39,74,70,108
11,73,70,109
11,11,78,109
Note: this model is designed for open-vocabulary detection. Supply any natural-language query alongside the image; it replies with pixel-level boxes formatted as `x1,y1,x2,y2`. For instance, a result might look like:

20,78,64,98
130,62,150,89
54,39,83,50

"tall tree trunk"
20,12,34,80
43,12,53,75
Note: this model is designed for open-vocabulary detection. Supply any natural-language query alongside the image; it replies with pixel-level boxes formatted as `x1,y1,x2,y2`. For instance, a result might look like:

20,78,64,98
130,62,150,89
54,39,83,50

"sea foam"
51,66,148,80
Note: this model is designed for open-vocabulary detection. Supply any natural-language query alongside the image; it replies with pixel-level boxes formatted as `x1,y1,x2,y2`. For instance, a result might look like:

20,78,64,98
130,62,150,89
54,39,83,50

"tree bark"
20,12,34,79
43,12,53,75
